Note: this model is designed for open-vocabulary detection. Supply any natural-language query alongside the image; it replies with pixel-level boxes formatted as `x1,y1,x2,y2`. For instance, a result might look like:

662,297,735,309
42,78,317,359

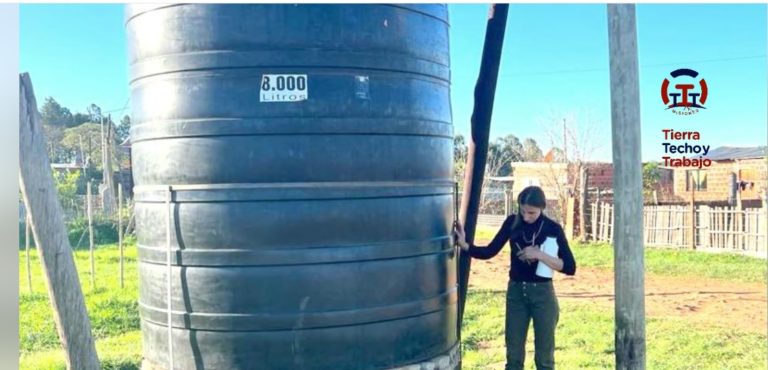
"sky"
19,3,768,162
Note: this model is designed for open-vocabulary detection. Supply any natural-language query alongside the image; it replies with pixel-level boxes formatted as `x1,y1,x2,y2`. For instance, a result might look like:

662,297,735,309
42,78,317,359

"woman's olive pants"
505,280,560,370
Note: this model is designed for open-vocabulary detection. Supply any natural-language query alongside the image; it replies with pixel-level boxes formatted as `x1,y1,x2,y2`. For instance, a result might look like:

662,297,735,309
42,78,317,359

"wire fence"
20,184,135,293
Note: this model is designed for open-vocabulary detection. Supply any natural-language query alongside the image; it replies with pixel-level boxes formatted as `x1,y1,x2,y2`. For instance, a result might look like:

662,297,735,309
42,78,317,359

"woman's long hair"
509,185,548,239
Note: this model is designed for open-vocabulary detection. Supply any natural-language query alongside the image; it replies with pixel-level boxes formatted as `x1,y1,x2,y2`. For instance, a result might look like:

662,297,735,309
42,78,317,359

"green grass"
19,331,142,370
475,225,499,242
572,242,767,283
19,238,142,369
19,234,767,369
461,289,768,370
474,226,767,283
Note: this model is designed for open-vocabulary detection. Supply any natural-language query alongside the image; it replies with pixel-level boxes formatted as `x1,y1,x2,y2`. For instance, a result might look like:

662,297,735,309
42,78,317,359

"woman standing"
454,186,576,370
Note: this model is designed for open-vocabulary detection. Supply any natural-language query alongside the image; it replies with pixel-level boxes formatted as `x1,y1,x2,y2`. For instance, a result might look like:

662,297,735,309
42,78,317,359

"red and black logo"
661,68,707,115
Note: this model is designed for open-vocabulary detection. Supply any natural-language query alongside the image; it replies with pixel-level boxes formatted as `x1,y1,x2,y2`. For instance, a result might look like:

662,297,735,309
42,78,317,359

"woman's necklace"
523,218,544,245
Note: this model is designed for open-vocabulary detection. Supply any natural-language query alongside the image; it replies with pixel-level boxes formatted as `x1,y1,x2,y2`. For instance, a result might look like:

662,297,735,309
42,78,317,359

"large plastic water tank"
126,4,457,369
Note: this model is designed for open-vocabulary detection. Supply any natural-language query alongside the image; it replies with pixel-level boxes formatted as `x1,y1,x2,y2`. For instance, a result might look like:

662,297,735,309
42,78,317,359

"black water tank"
126,4,457,369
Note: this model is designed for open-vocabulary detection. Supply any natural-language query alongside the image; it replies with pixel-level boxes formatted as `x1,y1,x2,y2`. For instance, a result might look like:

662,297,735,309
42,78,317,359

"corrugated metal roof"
704,146,767,161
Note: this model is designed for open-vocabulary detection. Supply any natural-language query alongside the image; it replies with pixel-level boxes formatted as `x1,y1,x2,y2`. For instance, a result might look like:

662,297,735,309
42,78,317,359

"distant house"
50,162,84,174
508,161,620,197
665,146,768,207
506,162,618,223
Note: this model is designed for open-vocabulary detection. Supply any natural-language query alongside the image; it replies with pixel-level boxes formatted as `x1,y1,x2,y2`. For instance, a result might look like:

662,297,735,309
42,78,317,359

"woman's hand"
516,245,542,262
453,222,470,251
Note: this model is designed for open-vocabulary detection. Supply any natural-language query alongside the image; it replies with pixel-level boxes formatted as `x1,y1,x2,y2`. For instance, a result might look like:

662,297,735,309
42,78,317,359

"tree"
540,110,608,165
53,170,81,212
486,141,514,177
86,104,102,123
60,123,109,170
40,97,74,127
642,162,661,202
454,134,467,187
480,141,515,214
538,111,609,224
496,134,524,176
42,124,67,163
453,134,513,214
521,138,543,162
116,115,131,144
40,97,74,162
72,113,91,126
498,134,523,161
543,147,567,162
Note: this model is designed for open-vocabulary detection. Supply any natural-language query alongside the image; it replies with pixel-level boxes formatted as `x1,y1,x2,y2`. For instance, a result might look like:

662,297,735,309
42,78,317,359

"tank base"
386,342,460,370
142,343,461,370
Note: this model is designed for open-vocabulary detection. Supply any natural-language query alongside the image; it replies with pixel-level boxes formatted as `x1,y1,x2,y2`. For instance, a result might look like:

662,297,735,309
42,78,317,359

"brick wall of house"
672,157,768,203
586,163,613,189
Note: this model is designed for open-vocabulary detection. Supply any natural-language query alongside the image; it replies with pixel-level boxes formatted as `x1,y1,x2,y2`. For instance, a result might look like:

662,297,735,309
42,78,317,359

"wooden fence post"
763,193,768,253
690,184,696,250
566,196,576,240
118,183,124,289
87,182,95,288
591,201,598,242
19,73,100,369
504,188,513,216
579,166,588,242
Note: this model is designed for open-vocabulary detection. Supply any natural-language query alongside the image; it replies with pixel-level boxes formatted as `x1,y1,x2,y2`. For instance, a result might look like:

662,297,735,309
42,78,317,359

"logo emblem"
661,68,707,115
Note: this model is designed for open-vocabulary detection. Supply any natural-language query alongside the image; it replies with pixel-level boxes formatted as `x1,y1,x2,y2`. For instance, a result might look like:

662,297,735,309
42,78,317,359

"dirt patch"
467,247,767,334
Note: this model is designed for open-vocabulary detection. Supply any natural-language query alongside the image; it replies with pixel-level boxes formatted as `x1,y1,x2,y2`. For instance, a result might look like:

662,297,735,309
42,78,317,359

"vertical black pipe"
457,4,509,328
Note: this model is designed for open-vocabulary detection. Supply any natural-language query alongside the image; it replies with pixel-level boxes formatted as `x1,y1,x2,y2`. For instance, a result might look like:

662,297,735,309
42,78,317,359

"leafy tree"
453,134,467,187
116,115,131,143
40,97,73,127
72,113,91,126
40,97,74,162
87,104,102,123
522,138,543,162
494,134,524,175
498,134,524,162
53,170,81,211
643,162,661,200
61,123,107,169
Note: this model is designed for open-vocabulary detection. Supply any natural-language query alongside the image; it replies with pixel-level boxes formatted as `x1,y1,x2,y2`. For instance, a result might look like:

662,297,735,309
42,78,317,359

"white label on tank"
354,75,370,100
260,74,308,102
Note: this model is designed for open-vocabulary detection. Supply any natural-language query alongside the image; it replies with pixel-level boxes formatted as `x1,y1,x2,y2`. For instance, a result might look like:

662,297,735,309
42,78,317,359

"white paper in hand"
535,237,560,278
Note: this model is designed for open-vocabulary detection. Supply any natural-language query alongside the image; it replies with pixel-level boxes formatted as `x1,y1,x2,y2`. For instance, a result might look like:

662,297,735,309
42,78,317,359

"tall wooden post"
457,3,509,329
19,73,100,369
607,5,646,369
87,182,95,289
565,196,576,240
594,189,602,242
763,189,768,252
690,180,696,250
118,183,124,289
579,166,588,242
735,161,743,210
504,188,513,216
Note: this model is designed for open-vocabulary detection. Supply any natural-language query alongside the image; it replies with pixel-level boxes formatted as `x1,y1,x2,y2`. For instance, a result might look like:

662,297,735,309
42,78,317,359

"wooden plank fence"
588,202,767,257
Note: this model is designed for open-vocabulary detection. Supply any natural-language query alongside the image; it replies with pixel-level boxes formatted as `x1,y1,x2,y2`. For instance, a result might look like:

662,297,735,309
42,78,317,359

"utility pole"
608,4,646,369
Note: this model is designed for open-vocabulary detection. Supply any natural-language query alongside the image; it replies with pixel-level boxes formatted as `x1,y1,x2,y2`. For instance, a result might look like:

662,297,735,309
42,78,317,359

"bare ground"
467,246,767,334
